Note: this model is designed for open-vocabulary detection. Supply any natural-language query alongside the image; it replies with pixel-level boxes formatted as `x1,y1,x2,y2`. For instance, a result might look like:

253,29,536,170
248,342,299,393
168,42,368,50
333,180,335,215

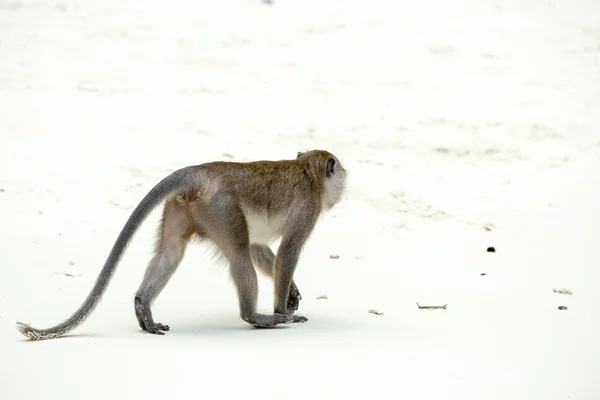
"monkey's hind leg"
250,244,302,313
134,198,193,335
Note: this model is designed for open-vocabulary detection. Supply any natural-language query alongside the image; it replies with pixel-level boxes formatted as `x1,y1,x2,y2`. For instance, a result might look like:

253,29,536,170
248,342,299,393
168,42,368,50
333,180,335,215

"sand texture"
1,0,599,399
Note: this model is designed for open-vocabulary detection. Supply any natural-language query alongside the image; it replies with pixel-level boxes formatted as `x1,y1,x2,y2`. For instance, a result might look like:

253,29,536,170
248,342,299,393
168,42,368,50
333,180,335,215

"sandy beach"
1,0,599,399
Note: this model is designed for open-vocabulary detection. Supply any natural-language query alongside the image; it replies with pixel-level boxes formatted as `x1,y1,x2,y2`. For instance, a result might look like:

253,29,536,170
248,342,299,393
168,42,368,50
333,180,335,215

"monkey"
16,149,347,340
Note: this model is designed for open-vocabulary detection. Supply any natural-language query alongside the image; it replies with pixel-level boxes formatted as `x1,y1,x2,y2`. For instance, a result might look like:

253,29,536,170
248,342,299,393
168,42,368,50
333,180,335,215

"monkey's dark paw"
135,297,170,335
143,322,170,335
287,294,301,313
287,283,302,313
247,313,294,328
155,323,170,331
290,315,308,323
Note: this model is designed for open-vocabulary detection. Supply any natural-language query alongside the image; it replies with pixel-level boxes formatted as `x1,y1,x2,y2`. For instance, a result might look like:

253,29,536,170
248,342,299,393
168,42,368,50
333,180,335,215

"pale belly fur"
242,210,287,244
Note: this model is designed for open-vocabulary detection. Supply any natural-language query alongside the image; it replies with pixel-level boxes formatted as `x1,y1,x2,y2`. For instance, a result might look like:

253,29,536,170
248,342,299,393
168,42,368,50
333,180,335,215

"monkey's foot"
287,283,302,313
143,322,170,335
244,313,293,328
289,315,308,323
135,297,170,335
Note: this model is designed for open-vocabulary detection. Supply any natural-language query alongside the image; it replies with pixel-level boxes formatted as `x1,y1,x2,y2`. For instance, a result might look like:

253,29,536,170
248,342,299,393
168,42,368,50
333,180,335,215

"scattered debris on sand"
417,303,447,310
317,295,328,300
368,309,384,316
54,272,81,278
553,288,572,295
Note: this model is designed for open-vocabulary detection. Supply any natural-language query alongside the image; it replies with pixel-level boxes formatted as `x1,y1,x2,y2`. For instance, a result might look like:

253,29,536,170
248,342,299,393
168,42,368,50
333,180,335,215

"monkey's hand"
287,282,302,313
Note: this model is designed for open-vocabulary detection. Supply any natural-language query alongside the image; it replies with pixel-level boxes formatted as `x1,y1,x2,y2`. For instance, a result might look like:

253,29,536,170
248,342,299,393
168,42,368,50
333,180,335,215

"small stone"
316,295,328,300
486,247,495,252
368,309,384,316
330,254,339,259
481,273,487,276
558,306,568,310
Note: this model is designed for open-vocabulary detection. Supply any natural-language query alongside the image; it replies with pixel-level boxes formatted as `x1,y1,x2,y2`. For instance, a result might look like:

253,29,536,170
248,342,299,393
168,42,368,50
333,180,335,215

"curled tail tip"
16,321,43,341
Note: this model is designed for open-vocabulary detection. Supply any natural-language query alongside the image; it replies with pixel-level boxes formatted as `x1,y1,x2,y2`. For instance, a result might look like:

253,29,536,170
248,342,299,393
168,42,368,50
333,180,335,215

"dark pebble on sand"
487,247,495,252
558,306,568,310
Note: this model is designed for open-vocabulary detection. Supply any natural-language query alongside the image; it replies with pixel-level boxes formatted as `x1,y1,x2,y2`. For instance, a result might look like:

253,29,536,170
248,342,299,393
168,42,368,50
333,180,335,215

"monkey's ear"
297,151,305,158
326,158,336,177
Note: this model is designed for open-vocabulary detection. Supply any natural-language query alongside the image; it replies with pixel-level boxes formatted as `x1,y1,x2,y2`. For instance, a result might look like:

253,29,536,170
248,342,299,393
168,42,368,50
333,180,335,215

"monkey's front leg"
272,240,308,323
249,244,302,313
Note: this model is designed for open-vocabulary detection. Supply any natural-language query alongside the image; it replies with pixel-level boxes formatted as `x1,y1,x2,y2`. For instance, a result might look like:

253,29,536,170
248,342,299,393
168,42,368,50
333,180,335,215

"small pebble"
481,273,487,276
330,254,339,259
558,306,568,310
487,247,495,252
316,295,328,300
0,188,4,192
368,309,384,316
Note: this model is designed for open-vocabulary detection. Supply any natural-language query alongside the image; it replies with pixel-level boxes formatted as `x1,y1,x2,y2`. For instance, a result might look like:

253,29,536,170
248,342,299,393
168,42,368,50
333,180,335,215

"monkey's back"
199,160,323,216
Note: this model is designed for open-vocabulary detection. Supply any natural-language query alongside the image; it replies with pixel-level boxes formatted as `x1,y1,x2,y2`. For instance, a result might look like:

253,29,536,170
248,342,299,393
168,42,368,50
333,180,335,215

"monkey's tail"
16,166,201,341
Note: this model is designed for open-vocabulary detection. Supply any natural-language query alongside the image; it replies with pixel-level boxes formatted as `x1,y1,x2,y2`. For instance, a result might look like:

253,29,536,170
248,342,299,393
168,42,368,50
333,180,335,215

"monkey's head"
296,150,347,209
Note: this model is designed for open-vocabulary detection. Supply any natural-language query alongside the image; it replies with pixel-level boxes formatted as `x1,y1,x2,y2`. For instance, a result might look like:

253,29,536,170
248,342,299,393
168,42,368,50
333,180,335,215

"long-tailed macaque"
16,150,347,340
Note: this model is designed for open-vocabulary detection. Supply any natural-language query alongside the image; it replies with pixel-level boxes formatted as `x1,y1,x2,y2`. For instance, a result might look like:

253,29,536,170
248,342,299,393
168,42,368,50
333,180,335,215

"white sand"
1,0,599,398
